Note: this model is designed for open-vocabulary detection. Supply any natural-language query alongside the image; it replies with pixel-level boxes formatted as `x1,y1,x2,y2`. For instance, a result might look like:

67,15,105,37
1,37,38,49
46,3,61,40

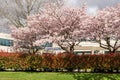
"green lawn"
0,72,120,80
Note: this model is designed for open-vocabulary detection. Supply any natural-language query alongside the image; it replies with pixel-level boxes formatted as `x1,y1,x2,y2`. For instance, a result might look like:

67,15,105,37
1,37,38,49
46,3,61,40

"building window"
75,51,92,54
42,42,53,47
0,38,13,46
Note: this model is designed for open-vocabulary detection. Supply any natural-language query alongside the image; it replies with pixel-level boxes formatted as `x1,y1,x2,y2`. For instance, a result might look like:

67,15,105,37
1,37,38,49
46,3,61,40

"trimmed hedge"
0,52,120,72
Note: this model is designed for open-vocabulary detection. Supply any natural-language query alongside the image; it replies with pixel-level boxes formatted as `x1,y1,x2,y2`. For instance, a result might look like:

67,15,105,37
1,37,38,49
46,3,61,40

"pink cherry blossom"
88,4,120,53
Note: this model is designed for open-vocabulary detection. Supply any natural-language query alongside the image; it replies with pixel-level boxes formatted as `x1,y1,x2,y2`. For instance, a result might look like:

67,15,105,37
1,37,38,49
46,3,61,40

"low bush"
0,51,120,72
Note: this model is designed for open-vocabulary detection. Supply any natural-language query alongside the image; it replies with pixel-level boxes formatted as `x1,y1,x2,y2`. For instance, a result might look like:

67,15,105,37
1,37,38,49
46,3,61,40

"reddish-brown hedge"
0,51,120,72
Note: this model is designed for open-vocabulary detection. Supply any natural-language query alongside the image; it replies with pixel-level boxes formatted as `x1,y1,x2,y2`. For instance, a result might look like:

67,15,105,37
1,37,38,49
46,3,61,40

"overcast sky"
65,0,120,8
1,0,120,33
65,0,120,14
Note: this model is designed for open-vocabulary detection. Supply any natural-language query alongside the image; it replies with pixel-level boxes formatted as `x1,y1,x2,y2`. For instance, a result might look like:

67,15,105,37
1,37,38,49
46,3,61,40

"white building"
43,40,120,54
44,42,105,54
0,33,14,52
0,33,120,54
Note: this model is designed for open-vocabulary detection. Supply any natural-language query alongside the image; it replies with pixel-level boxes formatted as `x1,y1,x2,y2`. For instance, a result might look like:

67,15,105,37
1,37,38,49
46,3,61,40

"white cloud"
87,6,98,15
64,0,80,7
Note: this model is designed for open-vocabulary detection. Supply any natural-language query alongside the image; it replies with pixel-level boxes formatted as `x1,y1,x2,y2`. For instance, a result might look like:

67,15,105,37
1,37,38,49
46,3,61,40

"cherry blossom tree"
41,4,91,53
89,5,120,53
11,14,50,54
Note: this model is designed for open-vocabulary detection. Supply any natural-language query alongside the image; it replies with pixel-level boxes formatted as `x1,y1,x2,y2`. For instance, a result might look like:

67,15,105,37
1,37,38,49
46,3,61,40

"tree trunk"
111,49,117,54
69,43,75,54
58,43,75,54
109,49,117,54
